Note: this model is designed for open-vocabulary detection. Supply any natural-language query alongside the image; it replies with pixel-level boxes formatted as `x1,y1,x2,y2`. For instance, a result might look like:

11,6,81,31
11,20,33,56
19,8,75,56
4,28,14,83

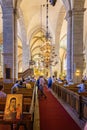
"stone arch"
54,5,66,77
30,28,45,41
17,8,29,71
28,26,46,44
61,0,71,10
28,26,46,58
55,5,66,51
17,36,23,72
59,34,67,75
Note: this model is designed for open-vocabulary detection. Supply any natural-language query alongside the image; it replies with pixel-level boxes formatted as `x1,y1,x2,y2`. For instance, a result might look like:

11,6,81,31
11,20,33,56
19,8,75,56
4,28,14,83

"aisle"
39,87,81,130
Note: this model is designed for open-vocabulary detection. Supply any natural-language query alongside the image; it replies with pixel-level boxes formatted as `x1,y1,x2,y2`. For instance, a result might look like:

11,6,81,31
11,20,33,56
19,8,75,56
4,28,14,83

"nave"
0,0,87,129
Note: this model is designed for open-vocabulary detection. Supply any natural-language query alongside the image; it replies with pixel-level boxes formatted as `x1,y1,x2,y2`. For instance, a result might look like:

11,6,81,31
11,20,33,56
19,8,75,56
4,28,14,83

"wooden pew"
78,92,87,97
51,82,87,121
23,98,32,112
80,96,87,121
29,82,35,88
0,97,6,121
22,85,35,130
0,98,6,112
3,83,14,94
0,88,35,130
16,88,33,98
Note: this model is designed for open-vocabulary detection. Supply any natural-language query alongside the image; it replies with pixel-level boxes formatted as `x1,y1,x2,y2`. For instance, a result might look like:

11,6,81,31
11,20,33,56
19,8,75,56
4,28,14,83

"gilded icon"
4,94,23,120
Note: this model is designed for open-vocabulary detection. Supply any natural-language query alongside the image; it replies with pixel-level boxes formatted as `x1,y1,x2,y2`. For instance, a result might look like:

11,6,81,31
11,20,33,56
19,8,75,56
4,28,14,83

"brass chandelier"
40,0,58,68
40,40,52,67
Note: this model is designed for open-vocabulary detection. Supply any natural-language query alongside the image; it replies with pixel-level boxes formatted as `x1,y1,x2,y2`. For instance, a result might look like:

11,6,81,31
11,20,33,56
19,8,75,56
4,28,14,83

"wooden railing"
18,68,34,79
52,82,87,121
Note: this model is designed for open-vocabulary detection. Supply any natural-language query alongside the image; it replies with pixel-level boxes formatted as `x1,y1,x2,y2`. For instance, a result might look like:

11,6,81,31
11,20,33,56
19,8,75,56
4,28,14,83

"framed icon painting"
3,94,23,120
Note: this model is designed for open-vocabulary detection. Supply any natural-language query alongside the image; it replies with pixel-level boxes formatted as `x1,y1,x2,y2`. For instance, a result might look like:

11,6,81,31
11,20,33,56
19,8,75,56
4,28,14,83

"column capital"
2,7,14,20
2,53,13,56
65,8,86,20
2,7,14,13
14,8,20,19
1,0,13,8
65,10,72,20
72,8,86,15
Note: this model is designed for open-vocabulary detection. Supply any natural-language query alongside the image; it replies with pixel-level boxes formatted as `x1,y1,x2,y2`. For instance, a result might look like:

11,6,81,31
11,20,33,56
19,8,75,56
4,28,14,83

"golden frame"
3,94,23,120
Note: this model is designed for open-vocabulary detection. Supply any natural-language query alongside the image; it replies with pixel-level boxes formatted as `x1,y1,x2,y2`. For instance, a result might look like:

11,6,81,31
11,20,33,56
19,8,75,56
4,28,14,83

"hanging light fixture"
49,0,57,6
40,0,58,68
40,0,52,68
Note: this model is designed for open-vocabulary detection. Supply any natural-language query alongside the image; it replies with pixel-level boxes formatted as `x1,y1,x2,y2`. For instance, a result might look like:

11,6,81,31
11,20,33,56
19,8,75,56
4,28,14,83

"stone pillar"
2,6,16,83
14,9,18,81
66,10,73,81
72,8,85,83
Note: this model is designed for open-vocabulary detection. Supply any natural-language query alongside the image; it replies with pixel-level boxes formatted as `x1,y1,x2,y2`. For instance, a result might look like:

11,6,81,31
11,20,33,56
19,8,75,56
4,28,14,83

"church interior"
0,0,87,130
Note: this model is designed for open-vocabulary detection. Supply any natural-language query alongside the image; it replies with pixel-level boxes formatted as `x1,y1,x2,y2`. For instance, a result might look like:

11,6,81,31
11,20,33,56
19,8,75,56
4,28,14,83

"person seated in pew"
57,77,63,83
11,80,19,93
77,79,86,93
18,80,24,88
26,83,32,89
63,80,69,87
68,79,74,85
0,85,6,98
22,77,25,82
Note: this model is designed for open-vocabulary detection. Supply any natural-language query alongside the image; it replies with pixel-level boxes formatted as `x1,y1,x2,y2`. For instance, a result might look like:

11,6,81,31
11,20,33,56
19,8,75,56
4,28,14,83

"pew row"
4,83,14,94
52,82,87,121
0,85,36,130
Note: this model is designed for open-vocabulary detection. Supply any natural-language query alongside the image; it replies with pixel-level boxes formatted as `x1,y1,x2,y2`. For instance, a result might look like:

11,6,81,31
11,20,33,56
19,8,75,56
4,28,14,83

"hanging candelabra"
40,0,58,68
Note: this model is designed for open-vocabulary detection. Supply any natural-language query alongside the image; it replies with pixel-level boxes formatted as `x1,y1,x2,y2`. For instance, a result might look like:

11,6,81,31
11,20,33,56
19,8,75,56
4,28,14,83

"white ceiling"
0,0,87,62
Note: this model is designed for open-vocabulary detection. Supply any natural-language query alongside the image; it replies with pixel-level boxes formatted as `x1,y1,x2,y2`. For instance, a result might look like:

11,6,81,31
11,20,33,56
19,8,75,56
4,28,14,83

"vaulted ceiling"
0,0,87,64
19,0,66,61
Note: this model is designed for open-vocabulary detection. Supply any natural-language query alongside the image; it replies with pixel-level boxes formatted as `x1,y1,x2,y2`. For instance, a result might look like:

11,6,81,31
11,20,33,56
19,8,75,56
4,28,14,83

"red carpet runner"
39,87,81,130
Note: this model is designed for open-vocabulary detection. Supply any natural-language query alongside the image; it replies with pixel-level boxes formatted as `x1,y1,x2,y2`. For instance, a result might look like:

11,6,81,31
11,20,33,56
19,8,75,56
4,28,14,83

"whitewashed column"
14,9,18,81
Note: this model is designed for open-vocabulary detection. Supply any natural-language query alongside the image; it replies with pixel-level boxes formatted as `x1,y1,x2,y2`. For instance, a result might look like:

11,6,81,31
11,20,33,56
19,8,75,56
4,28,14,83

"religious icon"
3,94,23,120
